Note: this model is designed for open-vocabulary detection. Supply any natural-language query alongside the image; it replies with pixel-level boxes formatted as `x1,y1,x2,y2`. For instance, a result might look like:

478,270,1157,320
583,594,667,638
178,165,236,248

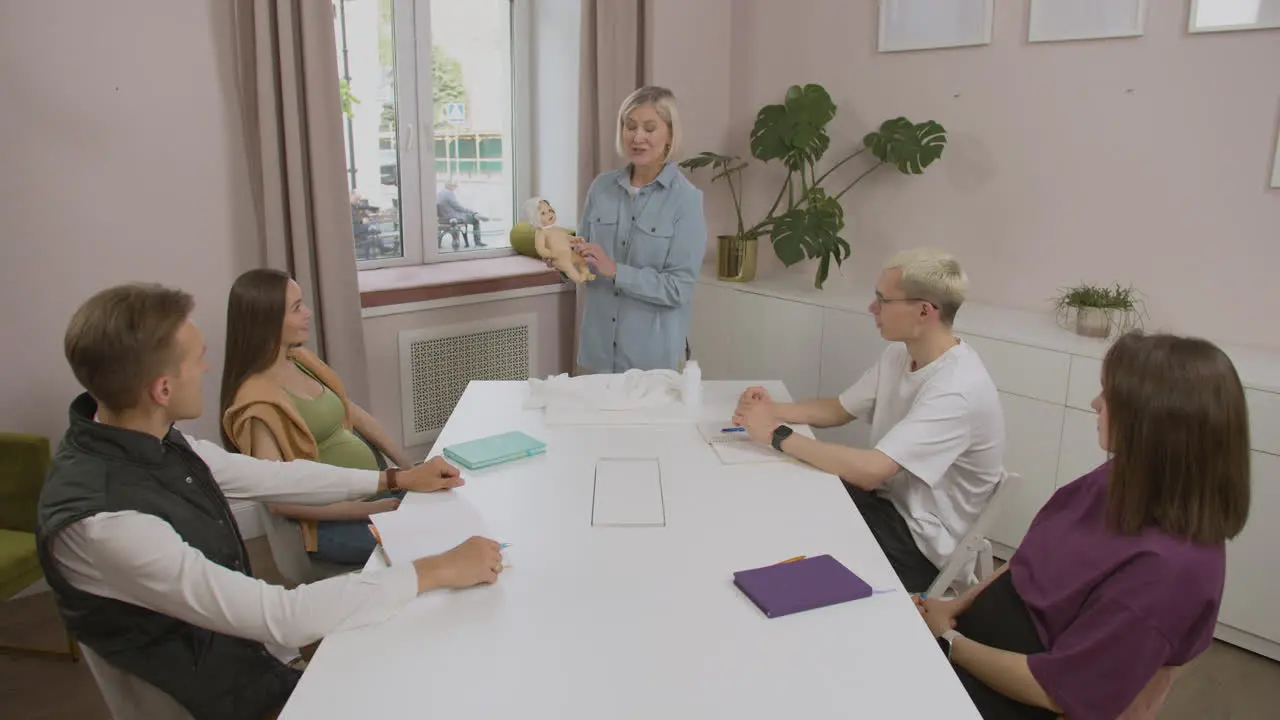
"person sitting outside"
436,180,486,247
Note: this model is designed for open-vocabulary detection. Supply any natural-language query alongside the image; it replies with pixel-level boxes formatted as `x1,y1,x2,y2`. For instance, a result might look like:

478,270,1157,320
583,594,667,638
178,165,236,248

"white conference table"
280,380,979,719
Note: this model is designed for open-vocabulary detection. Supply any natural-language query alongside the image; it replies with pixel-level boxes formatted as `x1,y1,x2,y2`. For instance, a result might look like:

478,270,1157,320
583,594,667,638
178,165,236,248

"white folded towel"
524,370,683,412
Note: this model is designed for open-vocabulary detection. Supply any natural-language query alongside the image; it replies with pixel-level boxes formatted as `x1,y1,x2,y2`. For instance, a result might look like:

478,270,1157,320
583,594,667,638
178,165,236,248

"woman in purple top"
917,332,1251,719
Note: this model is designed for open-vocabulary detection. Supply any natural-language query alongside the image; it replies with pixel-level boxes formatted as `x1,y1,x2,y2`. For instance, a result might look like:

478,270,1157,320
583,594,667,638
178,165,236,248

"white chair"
258,431,386,586
81,643,194,720
260,507,354,586
926,471,1017,598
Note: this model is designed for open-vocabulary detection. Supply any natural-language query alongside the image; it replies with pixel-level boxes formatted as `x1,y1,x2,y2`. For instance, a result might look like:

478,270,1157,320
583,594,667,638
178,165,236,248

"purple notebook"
733,554,873,618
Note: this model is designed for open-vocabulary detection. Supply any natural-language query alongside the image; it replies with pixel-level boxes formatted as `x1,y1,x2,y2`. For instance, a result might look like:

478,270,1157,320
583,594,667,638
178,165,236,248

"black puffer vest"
36,394,299,720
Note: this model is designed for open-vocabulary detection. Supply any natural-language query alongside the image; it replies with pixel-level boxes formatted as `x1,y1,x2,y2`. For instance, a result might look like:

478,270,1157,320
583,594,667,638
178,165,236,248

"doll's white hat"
521,197,556,228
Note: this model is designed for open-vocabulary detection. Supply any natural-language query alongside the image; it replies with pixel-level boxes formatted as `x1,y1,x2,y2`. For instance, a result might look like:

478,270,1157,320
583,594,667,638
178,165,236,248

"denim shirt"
577,163,707,372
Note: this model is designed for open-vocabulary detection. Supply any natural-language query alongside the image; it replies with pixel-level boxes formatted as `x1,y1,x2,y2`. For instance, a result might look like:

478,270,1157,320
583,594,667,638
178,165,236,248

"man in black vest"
36,283,506,720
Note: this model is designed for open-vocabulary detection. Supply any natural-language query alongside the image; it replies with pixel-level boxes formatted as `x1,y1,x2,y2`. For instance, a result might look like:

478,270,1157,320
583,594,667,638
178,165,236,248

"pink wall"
0,1,260,442
652,0,1280,350
647,0,738,252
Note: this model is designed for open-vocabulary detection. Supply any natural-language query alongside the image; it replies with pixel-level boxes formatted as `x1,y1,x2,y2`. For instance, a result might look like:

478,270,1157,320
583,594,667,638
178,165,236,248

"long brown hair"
219,269,291,451
1102,331,1250,544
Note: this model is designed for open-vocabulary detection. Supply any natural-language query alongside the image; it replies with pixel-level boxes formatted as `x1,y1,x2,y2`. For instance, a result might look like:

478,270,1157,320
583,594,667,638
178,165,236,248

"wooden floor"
3,537,1279,718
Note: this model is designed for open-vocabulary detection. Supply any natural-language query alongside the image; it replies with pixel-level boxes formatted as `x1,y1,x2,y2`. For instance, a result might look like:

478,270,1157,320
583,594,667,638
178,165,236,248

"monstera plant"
681,84,946,289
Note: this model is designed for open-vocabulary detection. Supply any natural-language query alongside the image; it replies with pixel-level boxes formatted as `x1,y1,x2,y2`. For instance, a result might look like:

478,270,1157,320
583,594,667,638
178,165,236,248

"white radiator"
398,314,537,447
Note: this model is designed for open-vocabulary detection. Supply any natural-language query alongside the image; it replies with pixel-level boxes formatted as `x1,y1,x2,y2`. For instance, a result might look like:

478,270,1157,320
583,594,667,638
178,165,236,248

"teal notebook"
442,431,546,470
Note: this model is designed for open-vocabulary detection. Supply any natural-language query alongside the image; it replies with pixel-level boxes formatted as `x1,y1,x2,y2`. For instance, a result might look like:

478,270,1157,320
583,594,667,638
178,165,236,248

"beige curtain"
231,0,370,405
574,0,646,374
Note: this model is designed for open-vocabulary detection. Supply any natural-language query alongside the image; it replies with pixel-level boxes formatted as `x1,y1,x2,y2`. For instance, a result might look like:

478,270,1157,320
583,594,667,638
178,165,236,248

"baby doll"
521,197,595,284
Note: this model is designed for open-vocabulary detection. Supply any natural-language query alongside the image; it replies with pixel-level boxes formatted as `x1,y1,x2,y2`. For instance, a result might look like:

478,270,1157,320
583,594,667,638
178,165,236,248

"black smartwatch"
770,424,794,452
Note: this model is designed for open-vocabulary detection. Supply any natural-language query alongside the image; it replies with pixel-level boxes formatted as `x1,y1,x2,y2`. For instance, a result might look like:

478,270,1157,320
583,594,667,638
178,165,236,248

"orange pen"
775,555,806,565
368,525,392,566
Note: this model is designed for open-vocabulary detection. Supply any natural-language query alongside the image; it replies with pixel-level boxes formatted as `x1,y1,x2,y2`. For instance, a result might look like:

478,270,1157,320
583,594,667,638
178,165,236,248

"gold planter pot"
716,234,757,282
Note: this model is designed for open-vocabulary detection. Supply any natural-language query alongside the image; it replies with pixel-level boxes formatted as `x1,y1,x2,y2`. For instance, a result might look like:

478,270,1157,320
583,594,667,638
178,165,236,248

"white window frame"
358,0,531,269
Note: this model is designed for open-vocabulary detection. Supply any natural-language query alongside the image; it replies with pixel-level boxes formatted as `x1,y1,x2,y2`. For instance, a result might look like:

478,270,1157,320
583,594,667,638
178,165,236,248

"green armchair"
0,432,78,661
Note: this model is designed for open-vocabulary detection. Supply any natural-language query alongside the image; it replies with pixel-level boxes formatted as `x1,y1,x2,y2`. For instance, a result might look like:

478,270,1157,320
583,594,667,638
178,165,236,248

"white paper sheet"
696,421,752,444
591,458,665,526
370,499,491,567
696,420,788,464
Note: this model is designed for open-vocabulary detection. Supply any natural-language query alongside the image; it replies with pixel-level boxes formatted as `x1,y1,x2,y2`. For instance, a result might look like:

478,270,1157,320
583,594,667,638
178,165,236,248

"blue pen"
720,427,746,433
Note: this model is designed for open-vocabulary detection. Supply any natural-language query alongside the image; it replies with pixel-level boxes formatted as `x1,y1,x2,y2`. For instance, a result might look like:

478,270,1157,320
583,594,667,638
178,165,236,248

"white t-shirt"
838,340,1004,574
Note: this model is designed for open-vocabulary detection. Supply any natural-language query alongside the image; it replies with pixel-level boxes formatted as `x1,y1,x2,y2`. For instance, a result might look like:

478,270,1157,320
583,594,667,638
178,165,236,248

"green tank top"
286,363,380,471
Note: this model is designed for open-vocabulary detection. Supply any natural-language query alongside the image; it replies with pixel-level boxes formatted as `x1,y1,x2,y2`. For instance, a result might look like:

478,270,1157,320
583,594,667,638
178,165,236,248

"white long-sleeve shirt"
49,434,419,651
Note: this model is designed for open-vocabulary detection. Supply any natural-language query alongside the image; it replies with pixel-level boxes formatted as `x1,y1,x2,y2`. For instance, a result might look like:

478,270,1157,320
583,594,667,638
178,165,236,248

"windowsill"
358,255,565,308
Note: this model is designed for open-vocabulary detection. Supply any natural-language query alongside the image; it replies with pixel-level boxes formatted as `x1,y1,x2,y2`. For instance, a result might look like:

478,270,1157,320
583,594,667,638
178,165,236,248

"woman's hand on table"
399,456,464,493
915,595,960,638
571,240,617,278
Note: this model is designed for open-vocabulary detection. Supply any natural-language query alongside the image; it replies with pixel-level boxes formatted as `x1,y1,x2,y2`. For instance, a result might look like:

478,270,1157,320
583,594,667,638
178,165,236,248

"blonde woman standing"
572,86,707,373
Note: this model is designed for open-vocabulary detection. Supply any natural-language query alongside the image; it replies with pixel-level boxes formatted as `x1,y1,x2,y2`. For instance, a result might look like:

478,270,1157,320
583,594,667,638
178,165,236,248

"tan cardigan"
222,347,356,551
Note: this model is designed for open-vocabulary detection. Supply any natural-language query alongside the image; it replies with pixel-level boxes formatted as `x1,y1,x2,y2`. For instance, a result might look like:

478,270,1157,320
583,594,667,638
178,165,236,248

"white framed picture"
1189,0,1280,33
1028,0,1149,43
878,0,994,52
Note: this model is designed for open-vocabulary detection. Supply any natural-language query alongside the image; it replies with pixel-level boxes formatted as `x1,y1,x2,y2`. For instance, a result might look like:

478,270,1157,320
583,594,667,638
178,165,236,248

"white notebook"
696,421,753,444
697,421,790,464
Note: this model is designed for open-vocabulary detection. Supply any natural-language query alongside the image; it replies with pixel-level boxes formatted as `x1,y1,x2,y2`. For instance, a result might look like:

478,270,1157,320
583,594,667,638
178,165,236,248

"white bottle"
683,360,702,408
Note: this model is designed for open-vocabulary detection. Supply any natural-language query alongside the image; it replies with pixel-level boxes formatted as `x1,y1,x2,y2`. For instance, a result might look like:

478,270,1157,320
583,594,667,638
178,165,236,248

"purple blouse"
1010,463,1225,719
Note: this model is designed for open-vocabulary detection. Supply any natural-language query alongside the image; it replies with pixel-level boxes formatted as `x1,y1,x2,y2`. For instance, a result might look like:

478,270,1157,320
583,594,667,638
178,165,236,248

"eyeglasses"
874,293,938,309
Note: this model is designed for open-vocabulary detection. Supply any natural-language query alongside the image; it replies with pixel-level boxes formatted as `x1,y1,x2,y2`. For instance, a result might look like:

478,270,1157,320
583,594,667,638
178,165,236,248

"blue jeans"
310,491,404,566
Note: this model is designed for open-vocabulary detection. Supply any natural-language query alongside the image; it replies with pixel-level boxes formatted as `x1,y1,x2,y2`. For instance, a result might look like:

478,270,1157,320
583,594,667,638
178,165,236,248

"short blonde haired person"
882,248,969,325
572,86,706,373
615,86,683,162
734,248,1005,594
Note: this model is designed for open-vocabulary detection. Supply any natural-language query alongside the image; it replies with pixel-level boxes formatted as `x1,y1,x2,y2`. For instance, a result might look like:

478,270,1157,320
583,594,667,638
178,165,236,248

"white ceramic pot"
1075,307,1112,338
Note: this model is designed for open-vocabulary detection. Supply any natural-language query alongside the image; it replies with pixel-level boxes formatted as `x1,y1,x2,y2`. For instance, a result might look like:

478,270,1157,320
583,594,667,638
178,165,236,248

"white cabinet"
988,392,1065,549
688,283,823,400
1057,407,1108,487
727,292,823,400
814,308,888,450
963,335,1070,405
817,308,888,397
1065,355,1103,412
1246,389,1280,456
688,283,736,380
1219,451,1280,644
